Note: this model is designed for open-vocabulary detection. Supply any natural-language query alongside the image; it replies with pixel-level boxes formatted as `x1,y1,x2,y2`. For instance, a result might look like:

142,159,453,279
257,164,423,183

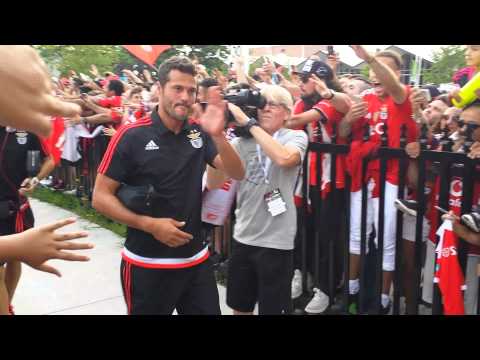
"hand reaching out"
14,217,93,277
0,46,81,137
199,86,227,137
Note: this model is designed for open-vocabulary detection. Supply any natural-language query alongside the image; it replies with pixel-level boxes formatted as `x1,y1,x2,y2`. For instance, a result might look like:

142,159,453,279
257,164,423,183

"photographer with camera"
93,56,245,315
207,84,308,314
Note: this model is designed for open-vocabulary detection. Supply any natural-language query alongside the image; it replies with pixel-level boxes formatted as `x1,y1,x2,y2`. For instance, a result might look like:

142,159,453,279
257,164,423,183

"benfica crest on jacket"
187,129,203,149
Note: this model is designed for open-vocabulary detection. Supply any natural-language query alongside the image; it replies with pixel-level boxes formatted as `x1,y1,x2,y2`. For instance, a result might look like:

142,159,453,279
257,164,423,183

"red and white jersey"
309,100,347,198
347,86,418,193
428,176,480,256
98,95,123,128
433,220,466,315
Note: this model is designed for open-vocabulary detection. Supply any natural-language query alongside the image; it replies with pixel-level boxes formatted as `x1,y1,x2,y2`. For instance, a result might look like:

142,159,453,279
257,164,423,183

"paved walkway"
14,198,233,315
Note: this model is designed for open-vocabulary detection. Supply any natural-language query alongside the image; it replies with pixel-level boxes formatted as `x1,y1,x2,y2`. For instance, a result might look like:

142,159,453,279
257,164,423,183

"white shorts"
402,213,430,243
350,179,399,272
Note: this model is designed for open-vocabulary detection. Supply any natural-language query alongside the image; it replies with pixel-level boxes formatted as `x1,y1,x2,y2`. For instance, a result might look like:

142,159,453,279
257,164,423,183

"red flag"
434,220,466,315
41,117,65,165
122,45,171,66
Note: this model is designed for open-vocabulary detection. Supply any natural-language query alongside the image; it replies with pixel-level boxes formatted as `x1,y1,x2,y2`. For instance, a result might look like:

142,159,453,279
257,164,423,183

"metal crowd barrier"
302,121,480,315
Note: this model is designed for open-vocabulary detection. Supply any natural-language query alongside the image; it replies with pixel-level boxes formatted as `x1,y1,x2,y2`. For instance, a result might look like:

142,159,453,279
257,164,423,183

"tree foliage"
423,45,466,84
155,45,231,73
34,45,127,77
35,45,231,78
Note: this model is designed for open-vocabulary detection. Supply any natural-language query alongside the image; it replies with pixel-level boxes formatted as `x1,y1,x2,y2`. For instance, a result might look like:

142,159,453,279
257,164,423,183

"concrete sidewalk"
14,198,233,315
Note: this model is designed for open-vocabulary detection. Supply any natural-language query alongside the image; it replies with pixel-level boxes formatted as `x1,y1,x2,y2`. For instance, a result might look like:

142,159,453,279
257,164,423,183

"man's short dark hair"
375,50,403,70
199,78,219,89
157,56,196,87
108,80,125,96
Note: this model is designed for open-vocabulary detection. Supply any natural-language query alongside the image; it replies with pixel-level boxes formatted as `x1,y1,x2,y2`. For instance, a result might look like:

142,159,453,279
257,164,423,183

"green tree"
154,45,231,74
35,45,126,77
35,45,231,78
360,64,370,78
423,45,466,84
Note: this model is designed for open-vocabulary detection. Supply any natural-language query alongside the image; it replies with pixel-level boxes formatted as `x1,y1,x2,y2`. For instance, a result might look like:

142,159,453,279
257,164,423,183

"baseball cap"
300,60,334,82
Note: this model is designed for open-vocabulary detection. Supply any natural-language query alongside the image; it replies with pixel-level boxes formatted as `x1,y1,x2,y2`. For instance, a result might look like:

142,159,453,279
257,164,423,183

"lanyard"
256,131,279,185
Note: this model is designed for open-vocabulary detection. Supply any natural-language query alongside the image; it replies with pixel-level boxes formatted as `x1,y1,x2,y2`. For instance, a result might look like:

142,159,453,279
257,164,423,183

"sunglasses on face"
301,75,311,84
459,119,480,130
264,101,284,110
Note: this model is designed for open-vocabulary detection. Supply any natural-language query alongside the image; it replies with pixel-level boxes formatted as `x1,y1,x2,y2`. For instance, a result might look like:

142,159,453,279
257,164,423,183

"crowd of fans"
1,44,479,315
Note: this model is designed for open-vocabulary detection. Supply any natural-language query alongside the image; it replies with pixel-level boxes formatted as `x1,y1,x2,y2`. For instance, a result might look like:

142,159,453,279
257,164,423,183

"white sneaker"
304,288,329,314
63,188,77,195
291,269,303,299
40,177,52,186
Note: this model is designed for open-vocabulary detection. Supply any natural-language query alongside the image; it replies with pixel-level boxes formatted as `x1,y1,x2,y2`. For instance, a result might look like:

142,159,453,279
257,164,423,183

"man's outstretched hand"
14,217,93,277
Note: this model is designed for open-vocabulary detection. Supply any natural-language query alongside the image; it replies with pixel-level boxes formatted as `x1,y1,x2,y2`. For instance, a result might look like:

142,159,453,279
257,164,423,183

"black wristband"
244,118,259,133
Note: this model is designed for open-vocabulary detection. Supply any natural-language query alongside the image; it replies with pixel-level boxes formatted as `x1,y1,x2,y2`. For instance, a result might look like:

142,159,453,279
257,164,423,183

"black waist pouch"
116,184,158,216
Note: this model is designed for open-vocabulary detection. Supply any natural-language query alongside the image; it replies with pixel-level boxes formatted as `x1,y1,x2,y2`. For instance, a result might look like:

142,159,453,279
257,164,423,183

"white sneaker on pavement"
304,288,329,314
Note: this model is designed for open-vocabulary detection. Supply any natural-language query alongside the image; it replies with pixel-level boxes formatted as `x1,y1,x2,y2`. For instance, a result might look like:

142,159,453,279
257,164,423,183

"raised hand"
350,45,374,63
468,141,480,159
410,87,428,113
310,74,331,98
405,141,421,159
345,101,368,124
327,53,340,73
199,86,227,137
0,46,81,137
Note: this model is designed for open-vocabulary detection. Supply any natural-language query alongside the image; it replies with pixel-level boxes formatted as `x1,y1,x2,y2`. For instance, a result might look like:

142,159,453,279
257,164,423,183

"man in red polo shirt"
332,46,418,314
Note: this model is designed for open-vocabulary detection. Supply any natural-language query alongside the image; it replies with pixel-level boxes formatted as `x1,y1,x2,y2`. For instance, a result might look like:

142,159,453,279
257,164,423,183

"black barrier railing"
303,121,480,315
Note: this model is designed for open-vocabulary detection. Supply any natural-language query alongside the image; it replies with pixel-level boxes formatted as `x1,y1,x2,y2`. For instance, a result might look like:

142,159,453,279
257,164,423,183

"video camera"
224,86,267,137
199,84,267,138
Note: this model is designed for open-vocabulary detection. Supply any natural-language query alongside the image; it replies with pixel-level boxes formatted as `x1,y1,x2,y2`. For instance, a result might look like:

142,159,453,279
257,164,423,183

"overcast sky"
245,45,450,65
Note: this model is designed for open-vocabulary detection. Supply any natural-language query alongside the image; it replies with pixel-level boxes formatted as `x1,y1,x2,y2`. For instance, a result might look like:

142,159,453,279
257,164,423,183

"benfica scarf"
434,219,466,315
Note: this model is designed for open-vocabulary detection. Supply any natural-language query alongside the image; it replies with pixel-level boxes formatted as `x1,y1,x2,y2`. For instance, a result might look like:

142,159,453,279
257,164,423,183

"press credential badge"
264,189,287,217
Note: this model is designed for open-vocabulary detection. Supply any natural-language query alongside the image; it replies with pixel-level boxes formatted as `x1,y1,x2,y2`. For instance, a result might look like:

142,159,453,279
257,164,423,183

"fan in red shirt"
103,86,148,138
330,46,419,314
285,59,351,310
66,79,126,188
